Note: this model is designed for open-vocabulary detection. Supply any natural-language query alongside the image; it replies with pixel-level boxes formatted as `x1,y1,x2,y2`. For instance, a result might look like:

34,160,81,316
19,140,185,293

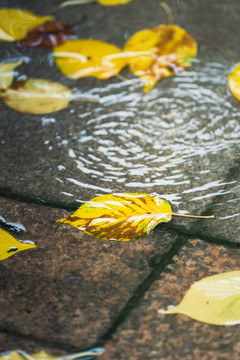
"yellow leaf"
60,0,133,7
99,0,133,4
158,271,240,325
0,78,72,114
0,349,105,360
124,25,197,92
57,193,172,241
0,229,36,261
228,62,240,100
0,60,22,90
54,39,128,79
0,9,54,41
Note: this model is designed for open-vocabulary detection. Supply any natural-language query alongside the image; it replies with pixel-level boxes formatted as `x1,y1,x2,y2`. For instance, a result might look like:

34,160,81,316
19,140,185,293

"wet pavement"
0,0,240,359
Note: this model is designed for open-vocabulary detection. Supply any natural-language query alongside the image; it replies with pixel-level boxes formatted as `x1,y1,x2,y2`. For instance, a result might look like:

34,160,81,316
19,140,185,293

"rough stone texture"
0,0,240,226
201,160,240,242
1,0,240,357
101,239,240,360
0,333,66,356
0,197,176,350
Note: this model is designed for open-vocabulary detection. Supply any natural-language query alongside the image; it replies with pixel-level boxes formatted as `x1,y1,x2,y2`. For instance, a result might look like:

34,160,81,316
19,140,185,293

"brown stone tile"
0,197,176,350
102,239,240,360
0,333,66,355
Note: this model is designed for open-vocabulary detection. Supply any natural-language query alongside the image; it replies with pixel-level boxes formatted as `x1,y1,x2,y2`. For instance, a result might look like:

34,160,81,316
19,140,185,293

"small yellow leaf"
0,9,54,41
0,60,22,90
0,349,105,360
228,62,240,100
124,25,197,92
60,0,133,7
0,78,72,114
54,39,128,79
57,193,172,241
158,271,240,325
98,0,133,4
0,229,36,261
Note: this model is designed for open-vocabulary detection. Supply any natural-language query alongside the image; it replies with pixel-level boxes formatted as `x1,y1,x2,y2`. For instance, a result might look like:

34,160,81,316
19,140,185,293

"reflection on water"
41,61,240,211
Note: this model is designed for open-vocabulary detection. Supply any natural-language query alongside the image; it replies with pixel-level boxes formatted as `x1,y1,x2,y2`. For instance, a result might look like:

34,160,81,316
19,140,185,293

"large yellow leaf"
124,25,197,92
54,39,128,79
0,9,54,41
0,60,22,90
158,271,240,325
0,78,72,114
0,229,36,261
57,193,172,241
60,0,133,7
0,348,105,360
228,62,240,100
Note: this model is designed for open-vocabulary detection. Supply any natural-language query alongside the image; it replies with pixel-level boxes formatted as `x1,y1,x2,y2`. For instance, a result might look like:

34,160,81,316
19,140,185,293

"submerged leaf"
228,62,240,100
0,60,22,90
54,39,128,79
158,271,240,325
124,25,197,92
60,0,133,7
0,78,72,114
57,193,172,241
18,21,72,48
0,228,36,261
0,9,54,42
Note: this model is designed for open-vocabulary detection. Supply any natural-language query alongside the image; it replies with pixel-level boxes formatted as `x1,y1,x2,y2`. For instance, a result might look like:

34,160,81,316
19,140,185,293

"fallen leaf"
54,39,128,79
18,21,72,48
0,348,105,360
0,78,72,114
60,0,133,8
228,62,240,100
57,193,173,241
0,228,36,261
158,271,240,325
0,8,54,42
0,60,22,90
124,24,197,92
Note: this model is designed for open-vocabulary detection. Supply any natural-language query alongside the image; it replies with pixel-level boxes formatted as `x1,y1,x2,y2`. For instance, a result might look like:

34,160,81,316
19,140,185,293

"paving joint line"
94,233,188,347
0,190,239,248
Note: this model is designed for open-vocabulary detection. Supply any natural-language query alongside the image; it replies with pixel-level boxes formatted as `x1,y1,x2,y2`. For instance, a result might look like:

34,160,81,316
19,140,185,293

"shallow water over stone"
40,61,240,212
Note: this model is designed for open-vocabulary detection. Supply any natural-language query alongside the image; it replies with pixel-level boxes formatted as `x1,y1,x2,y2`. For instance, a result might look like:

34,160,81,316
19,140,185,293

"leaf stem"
172,213,215,219
159,2,175,24
60,0,95,8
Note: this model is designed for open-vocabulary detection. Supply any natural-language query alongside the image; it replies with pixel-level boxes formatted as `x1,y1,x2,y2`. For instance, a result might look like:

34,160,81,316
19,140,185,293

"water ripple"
51,61,240,206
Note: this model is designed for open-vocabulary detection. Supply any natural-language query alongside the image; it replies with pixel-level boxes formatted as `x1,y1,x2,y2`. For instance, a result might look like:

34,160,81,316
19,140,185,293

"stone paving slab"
0,333,66,356
101,239,240,360
1,0,240,227
0,197,177,350
201,160,240,243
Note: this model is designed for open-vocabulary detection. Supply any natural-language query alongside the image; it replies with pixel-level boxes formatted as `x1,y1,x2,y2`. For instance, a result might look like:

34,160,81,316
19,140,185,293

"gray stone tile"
0,0,240,229
200,161,240,242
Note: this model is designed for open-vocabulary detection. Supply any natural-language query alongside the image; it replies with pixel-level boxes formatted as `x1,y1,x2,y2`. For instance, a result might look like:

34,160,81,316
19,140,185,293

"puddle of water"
39,61,240,212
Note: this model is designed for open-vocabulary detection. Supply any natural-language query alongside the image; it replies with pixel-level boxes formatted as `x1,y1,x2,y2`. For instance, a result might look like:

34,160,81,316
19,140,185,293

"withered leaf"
228,62,240,101
159,271,240,325
0,78,72,114
57,193,173,241
0,8,54,41
0,60,22,90
0,228,36,261
124,24,197,92
54,39,128,79
18,21,72,48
